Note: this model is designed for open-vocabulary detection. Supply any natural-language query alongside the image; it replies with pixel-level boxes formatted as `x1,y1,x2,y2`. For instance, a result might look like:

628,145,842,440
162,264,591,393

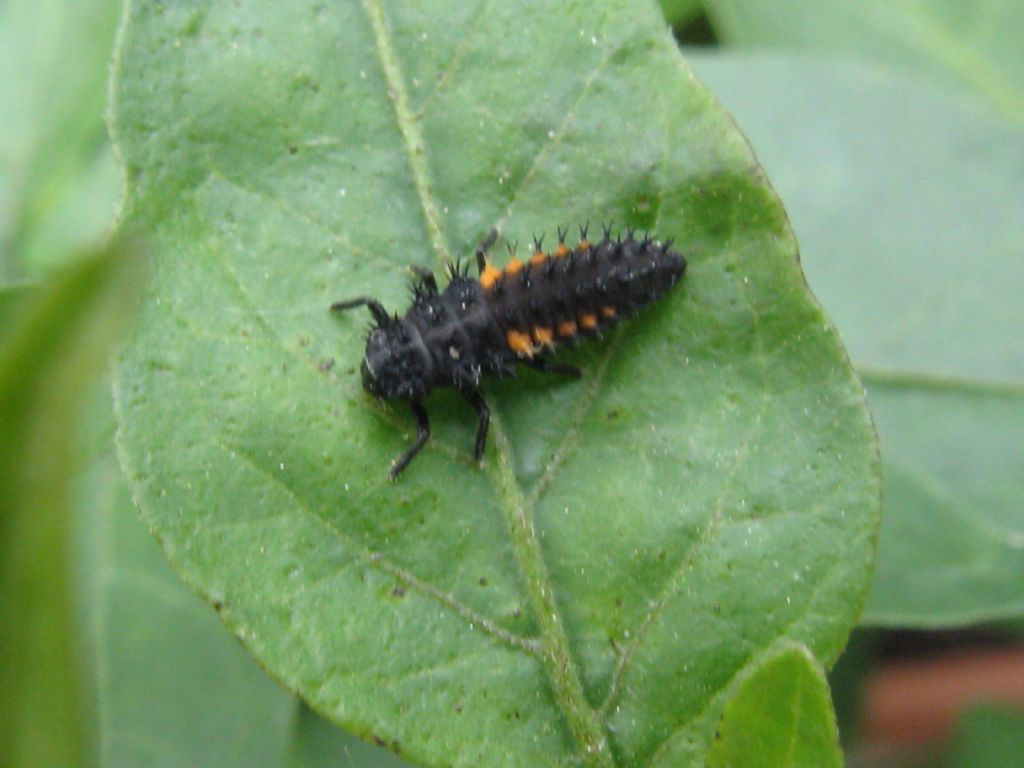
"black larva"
332,226,686,478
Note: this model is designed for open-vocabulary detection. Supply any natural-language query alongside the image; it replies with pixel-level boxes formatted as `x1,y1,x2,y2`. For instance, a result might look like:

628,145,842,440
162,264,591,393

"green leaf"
0,0,123,278
658,0,704,30
0,282,38,323
75,437,298,768
689,52,1024,626
944,705,1024,768
75,379,408,766
110,2,880,766
0,243,138,768
288,703,416,768
702,0,1024,122
706,643,841,768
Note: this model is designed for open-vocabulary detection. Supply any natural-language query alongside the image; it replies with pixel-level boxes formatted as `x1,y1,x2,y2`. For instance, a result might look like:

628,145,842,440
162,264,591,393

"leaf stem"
489,413,614,768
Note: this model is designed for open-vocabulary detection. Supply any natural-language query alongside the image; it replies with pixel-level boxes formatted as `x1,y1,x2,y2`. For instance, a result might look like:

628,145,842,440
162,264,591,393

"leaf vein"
416,0,496,117
598,391,769,719
526,329,624,508
487,415,616,765
203,165,407,279
601,242,772,719
187,180,474,466
213,440,540,655
858,366,1024,398
646,555,848,766
361,0,451,266
885,448,1024,547
493,51,614,231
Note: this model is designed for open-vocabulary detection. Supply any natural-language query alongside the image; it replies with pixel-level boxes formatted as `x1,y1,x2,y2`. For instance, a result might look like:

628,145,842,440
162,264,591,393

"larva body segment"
483,229,686,359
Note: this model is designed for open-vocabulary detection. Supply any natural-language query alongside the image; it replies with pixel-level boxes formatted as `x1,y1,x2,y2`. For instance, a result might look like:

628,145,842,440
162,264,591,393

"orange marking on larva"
506,329,535,356
579,313,598,331
480,264,502,290
578,240,591,250
530,251,547,266
504,257,524,276
532,326,554,346
601,305,616,319
557,320,577,337
553,244,570,258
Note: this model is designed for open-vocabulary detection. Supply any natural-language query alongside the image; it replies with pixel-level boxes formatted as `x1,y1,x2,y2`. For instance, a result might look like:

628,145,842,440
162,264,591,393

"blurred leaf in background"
0,0,123,279
0,243,139,768
702,0,1024,122
691,19,1023,629
74,428,299,768
943,705,1024,768
287,702,418,768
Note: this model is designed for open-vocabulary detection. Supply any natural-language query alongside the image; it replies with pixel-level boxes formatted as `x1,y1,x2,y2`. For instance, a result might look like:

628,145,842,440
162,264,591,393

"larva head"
361,320,431,401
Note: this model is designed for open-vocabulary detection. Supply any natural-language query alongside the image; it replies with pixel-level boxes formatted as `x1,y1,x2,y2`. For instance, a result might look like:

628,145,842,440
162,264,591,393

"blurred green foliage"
2,0,1021,766
944,705,1024,768
1,244,139,768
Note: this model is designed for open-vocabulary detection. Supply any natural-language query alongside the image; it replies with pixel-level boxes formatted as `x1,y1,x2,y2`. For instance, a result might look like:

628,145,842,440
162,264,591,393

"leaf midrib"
360,1,614,763
361,0,451,265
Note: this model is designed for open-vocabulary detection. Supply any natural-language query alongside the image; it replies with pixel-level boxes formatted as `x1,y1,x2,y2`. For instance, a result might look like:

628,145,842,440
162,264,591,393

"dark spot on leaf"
292,72,320,92
478,576,488,586
615,597,623,607
607,409,619,419
288,145,298,155
392,586,405,598
319,357,335,372
298,335,310,347
632,196,652,215
372,735,387,747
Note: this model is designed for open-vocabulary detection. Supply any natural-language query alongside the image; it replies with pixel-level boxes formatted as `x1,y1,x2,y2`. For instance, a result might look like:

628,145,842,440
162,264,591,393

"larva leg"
389,400,430,479
461,388,491,461
475,228,498,275
330,296,390,327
